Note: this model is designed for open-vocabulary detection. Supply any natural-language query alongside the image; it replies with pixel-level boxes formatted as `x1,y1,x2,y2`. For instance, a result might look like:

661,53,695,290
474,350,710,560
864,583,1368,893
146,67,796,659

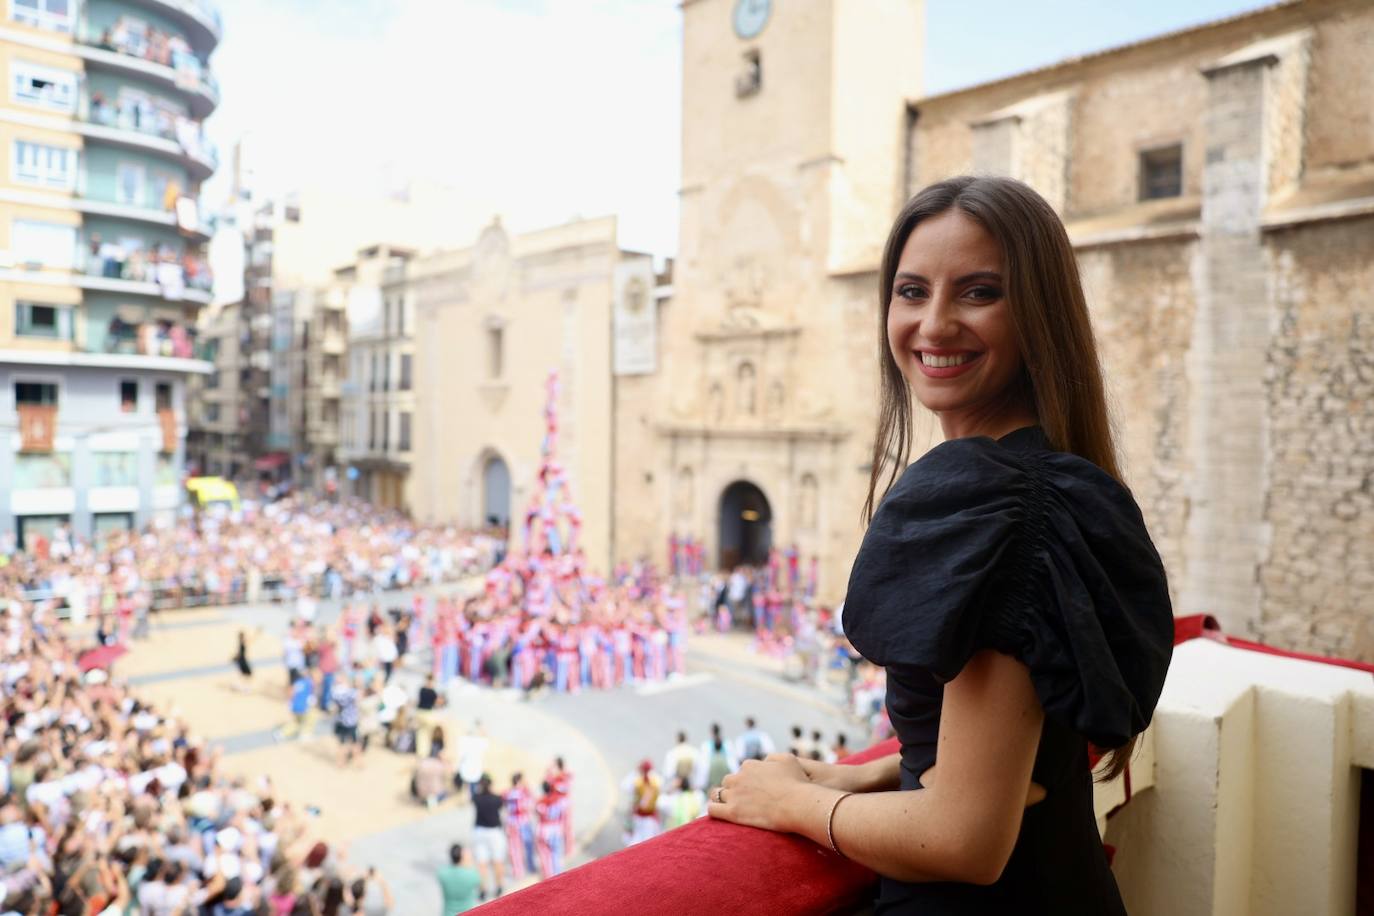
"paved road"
148,588,860,912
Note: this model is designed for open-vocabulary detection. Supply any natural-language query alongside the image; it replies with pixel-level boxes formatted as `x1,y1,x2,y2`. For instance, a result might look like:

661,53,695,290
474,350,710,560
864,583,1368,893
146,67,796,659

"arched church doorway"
718,480,772,570
481,453,511,530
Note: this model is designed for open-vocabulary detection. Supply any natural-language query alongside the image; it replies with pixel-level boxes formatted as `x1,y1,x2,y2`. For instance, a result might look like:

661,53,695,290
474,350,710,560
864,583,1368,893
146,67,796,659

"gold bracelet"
827,791,854,856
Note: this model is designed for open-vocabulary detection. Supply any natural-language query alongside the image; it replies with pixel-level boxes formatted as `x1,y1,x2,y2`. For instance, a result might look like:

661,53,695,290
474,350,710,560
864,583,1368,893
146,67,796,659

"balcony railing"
72,188,209,238
143,0,223,46
79,93,218,173
78,244,212,295
74,23,219,112
478,617,1374,916
101,317,199,360
320,331,346,355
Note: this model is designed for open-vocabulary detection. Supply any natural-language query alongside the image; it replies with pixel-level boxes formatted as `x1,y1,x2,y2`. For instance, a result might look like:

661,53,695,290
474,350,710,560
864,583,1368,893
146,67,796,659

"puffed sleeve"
842,437,1174,748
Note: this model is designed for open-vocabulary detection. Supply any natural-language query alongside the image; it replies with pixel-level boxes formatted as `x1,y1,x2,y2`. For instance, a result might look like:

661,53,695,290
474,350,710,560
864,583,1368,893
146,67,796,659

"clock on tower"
732,0,771,40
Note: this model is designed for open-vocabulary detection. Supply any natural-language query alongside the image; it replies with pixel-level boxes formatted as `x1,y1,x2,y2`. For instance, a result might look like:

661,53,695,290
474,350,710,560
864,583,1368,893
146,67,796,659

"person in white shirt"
372,627,398,684
455,722,489,802
662,731,699,790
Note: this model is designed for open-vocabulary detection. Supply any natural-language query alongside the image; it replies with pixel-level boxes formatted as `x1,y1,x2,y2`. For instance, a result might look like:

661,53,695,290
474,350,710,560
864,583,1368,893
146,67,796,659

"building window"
155,382,171,411
13,140,76,190
11,0,73,33
206,369,219,389
383,297,391,337
370,353,378,392
119,380,138,413
487,326,504,379
15,381,58,405
399,411,411,451
14,301,71,339
382,353,390,392
12,62,76,112
115,162,146,206
397,297,406,337
205,403,220,423
381,411,389,452
400,353,412,391
368,411,376,451
12,220,75,269
736,49,762,98
1139,144,1183,200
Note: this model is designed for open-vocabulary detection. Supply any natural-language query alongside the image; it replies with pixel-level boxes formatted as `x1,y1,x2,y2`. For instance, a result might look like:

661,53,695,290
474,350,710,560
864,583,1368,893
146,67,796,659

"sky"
202,0,1274,260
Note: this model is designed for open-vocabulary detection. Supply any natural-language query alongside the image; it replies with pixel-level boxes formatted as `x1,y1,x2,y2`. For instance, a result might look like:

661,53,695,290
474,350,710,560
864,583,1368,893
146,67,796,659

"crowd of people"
0,593,405,915
420,763,578,907
0,497,499,630
91,15,211,85
619,719,853,848
258,601,581,907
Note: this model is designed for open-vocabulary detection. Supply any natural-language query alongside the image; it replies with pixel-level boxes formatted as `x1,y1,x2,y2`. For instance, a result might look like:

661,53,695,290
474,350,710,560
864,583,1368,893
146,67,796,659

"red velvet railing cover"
479,615,1368,913
480,738,897,914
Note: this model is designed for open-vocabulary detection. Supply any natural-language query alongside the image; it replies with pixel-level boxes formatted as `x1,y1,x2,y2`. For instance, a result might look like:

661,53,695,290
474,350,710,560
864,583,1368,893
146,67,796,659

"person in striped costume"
547,757,574,854
503,773,536,880
534,781,567,879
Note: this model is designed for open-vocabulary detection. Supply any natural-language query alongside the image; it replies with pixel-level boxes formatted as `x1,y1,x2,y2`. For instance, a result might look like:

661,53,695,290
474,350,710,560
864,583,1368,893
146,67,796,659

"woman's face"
886,209,1025,435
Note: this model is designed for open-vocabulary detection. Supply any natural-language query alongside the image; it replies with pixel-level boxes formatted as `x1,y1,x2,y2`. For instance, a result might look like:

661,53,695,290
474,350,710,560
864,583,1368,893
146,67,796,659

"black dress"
842,426,1174,915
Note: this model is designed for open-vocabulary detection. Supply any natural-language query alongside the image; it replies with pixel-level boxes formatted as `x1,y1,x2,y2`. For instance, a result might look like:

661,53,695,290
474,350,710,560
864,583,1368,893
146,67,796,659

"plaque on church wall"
614,275,656,376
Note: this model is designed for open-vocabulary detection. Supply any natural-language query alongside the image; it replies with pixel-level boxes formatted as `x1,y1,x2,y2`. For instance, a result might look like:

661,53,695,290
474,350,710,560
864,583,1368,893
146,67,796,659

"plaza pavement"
110,596,859,914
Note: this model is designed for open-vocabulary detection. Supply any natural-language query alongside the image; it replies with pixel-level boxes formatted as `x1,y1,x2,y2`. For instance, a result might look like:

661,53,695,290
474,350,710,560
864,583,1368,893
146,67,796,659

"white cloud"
204,0,682,257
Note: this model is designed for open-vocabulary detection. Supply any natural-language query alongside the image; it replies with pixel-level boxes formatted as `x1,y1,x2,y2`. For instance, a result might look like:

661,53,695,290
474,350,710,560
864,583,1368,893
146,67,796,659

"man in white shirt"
662,732,699,790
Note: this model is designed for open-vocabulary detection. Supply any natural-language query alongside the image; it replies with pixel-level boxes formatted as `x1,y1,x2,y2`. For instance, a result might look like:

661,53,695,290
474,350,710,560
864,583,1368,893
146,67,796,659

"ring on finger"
715,787,724,803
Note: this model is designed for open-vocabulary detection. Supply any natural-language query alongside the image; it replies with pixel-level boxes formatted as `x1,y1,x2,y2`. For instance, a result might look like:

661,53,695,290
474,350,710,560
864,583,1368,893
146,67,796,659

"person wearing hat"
625,760,662,846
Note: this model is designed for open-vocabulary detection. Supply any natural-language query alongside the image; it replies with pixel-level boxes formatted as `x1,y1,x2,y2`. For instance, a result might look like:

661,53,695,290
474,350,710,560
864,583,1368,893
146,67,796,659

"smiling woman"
707,177,1176,914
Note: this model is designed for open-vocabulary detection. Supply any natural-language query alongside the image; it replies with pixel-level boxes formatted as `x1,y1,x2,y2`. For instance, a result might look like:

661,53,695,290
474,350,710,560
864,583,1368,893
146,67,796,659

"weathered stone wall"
1078,239,1197,611
1302,4,1374,177
1261,216,1374,660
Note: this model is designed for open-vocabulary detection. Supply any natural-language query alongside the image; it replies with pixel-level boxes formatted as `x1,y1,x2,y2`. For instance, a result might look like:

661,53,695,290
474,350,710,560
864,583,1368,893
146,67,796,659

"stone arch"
476,447,512,530
718,479,772,569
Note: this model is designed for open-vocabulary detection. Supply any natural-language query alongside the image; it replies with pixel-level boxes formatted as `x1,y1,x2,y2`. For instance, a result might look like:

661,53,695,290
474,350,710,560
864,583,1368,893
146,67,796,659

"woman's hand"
706,753,814,833
794,756,870,794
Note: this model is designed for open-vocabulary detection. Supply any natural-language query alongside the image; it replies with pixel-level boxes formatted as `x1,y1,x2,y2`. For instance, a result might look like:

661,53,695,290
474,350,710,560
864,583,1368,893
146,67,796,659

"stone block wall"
1078,239,1197,611
1261,217,1374,660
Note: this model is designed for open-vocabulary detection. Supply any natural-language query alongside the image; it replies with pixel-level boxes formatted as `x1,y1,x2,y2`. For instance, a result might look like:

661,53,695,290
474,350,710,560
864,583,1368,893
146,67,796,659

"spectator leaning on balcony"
707,176,1175,915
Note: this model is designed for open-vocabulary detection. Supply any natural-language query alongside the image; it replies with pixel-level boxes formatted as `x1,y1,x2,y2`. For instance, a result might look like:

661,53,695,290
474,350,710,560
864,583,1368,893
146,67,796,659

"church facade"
614,0,1374,661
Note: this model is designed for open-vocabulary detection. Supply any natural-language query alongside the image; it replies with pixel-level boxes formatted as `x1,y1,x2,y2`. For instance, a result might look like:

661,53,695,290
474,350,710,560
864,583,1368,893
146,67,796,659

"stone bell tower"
625,0,924,597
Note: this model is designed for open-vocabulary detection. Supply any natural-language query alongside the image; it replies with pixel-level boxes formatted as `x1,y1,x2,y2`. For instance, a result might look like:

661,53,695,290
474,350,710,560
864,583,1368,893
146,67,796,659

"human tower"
426,371,688,693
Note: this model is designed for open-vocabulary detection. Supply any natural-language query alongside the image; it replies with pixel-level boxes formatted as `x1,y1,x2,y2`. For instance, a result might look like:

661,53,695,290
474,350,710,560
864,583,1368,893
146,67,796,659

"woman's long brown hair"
864,175,1134,782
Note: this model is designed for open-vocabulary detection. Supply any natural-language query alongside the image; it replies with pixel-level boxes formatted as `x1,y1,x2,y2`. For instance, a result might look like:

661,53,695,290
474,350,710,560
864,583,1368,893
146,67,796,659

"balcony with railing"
320,329,346,355
72,178,210,239
131,0,222,49
77,92,218,177
99,315,198,360
77,238,212,303
73,19,219,116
